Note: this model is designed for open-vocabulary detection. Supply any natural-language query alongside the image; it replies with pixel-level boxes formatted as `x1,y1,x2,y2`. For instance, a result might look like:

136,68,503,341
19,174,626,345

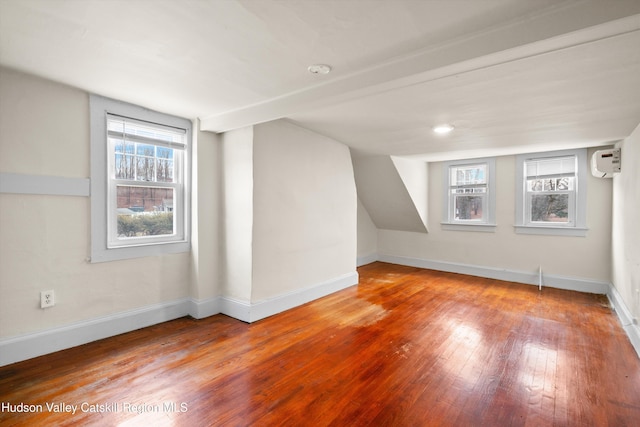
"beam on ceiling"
200,2,640,133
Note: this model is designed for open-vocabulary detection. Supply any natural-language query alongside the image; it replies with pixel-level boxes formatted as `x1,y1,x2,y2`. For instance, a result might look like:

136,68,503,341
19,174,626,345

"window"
442,158,496,232
90,95,191,262
515,149,587,236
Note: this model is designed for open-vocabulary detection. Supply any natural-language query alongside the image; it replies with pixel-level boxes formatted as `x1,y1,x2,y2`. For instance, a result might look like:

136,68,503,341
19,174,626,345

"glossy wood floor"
2,262,639,426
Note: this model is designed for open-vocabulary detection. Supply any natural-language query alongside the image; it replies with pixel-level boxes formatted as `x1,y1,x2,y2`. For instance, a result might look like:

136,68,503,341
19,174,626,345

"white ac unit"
591,148,621,178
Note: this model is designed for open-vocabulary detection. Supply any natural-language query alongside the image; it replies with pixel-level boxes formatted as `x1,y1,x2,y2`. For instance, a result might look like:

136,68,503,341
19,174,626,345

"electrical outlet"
40,290,55,308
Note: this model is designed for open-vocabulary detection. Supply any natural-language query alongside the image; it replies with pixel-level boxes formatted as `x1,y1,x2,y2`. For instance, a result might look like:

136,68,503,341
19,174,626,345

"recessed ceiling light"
308,64,332,75
433,124,455,134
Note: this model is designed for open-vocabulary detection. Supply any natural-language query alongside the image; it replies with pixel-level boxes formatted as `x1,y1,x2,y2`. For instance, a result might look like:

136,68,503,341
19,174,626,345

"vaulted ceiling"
1,0,639,161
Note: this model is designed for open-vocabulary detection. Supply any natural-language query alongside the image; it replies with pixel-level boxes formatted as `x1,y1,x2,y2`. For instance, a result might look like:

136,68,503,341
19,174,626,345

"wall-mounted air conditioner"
591,148,621,178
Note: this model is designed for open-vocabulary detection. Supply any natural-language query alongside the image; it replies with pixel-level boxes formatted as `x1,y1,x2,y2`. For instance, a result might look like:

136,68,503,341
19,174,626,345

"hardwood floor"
1,262,639,426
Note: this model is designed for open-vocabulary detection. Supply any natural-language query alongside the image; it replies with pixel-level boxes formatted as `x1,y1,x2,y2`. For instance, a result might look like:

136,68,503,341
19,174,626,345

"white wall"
357,198,378,265
0,68,88,177
378,151,613,284
252,120,357,302
0,69,360,363
0,67,191,339
612,124,640,322
190,119,221,302
220,126,254,302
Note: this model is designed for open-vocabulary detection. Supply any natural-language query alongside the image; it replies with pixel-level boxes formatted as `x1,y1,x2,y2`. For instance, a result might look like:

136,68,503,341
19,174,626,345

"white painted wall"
190,120,221,302
378,151,613,283
0,68,88,177
612,124,640,321
357,198,378,265
251,120,357,302
0,67,191,339
220,126,254,302
0,69,360,362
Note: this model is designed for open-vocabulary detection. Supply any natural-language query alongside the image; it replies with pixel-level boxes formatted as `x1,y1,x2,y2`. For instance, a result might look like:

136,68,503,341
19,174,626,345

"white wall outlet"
40,290,55,308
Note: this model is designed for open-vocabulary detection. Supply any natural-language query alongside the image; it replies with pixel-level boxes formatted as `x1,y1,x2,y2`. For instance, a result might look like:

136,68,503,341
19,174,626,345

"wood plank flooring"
1,262,639,426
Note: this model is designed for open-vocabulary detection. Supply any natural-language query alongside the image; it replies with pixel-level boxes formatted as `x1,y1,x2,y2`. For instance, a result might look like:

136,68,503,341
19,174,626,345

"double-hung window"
107,115,186,247
515,149,587,236
442,158,496,232
90,95,191,262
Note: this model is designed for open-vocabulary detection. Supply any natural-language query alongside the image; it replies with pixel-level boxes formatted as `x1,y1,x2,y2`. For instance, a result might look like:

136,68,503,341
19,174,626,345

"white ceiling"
1,0,639,160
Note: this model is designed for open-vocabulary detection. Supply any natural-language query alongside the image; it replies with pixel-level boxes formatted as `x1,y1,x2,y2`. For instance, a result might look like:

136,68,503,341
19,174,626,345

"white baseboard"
608,285,640,359
378,254,610,294
191,272,359,323
0,272,359,366
357,253,378,267
248,272,359,322
0,298,191,367
219,296,252,322
188,297,221,319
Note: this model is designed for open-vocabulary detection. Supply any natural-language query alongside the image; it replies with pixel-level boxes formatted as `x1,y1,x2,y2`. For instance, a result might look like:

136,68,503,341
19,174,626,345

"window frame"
90,95,191,263
441,157,496,232
515,148,587,237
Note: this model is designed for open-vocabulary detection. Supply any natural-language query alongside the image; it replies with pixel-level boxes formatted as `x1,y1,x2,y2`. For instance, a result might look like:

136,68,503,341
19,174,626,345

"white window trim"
441,157,496,232
90,95,191,263
514,148,587,237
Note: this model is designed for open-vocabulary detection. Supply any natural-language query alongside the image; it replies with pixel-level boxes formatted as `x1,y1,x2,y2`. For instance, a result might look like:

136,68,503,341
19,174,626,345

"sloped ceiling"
353,155,427,233
1,0,639,161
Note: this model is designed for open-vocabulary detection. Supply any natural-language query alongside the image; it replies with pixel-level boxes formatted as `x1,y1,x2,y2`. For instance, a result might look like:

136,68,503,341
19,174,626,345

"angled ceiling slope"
353,155,427,233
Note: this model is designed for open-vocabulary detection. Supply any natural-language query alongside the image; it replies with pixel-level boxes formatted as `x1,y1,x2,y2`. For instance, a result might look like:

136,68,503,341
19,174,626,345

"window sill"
514,225,588,237
441,223,497,233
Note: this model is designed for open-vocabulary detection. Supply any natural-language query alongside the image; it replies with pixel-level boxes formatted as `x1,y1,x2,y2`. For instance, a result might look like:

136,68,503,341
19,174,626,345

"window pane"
556,177,571,190
116,186,174,237
527,177,574,192
136,156,155,181
112,142,177,183
113,139,135,154
531,194,569,222
156,147,175,182
136,143,155,156
115,154,135,179
451,164,486,186
452,187,486,195
455,195,484,220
